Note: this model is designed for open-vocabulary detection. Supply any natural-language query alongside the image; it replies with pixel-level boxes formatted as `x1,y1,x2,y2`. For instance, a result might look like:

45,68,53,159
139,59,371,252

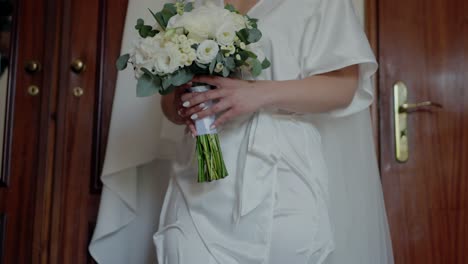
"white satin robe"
89,0,394,263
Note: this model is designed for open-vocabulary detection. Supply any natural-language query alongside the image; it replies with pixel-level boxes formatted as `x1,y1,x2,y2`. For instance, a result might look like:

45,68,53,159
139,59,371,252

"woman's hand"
174,65,358,133
160,83,197,136
180,76,270,129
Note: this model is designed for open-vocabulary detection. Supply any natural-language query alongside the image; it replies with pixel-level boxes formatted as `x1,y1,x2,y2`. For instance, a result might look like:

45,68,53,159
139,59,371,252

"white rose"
196,40,219,64
167,6,219,42
216,23,237,46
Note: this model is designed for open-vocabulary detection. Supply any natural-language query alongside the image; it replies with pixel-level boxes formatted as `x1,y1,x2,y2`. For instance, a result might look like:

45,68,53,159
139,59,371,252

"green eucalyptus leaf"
247,28,262,43
116,54,130,70
224,4,237,13
163,3,177,14
139,25,154,38
251,59,262,77
184,2,194,12
224,57,235,70
209,58,216,74
162,76,172,90
135,18,144,30
137,74,158,97
248,17,258,28
239,50,257,60
261,58,271,69
154,12,167,30
222,67,230,77
236,29,249,44
153,75,162,87
249,18,259,23
148,9,158,20
148,30,158,37
216,53,223,63
171,69,194,86
161,10,174,25
140,67,154,76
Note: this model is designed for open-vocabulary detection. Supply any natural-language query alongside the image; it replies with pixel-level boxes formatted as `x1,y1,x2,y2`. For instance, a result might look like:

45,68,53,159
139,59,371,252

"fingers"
192,76,223,87
190,100,231,120
183,102,208,117
212,110,236,128
181,89,227,108
185,120,197,137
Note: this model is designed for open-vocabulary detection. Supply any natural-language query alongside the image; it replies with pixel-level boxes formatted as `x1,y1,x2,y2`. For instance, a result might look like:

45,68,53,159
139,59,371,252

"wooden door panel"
49,0,100,262
48,0,128,262
378,0,468,263
0,0,48,262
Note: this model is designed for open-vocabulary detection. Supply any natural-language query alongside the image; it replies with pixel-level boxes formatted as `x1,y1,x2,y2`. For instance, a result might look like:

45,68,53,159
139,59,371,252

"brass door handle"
25,60,42,74
399,101,442,113
393,81,442,163
70,59,86,74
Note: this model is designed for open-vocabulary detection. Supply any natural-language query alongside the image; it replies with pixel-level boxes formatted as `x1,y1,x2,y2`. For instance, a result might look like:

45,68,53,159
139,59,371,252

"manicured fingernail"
199,103,206,108
183,101,190,108
210,125,216,130
191,133,195,138
191,114,198,120
177,109,183,116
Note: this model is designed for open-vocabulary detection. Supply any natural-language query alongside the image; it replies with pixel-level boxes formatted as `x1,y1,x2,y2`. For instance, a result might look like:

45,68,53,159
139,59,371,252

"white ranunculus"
196,40,219,64
216,23,237,46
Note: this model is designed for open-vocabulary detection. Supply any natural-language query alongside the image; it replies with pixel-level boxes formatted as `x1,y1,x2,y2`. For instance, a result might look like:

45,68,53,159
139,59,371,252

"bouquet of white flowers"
116,0,270,182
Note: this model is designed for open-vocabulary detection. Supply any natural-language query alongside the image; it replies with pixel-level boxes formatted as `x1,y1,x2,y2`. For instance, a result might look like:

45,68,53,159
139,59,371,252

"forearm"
259,65,359,114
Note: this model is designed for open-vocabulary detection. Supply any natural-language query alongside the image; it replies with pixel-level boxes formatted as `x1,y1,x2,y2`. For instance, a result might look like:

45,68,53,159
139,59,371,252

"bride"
89,0,394,263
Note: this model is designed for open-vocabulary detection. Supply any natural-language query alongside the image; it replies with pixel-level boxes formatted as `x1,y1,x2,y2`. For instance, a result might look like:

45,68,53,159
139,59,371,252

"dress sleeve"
300,0,378,117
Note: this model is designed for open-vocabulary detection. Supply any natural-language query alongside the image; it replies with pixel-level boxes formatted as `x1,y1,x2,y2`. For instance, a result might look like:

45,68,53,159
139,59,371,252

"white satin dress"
153,0,392,263
89,0,394,263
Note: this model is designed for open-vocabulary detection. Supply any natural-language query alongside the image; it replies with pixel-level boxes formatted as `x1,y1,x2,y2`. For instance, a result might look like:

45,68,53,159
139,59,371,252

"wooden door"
377,0,468,263
1,0,127,262
47,0,127,263
0,0,50,262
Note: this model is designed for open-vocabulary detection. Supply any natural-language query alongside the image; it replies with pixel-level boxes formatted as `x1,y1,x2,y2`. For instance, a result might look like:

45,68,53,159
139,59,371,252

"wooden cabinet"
0,0,127,263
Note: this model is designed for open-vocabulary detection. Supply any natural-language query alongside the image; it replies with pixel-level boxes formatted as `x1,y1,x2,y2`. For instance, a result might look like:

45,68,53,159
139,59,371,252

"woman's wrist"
252,79,284,109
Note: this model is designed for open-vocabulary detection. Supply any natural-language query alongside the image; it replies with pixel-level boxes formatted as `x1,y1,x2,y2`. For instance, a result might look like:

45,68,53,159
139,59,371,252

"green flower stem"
195,134,228,182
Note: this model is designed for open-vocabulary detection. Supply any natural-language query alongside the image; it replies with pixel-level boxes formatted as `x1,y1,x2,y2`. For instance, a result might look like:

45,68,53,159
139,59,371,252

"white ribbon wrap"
190,85,218,136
